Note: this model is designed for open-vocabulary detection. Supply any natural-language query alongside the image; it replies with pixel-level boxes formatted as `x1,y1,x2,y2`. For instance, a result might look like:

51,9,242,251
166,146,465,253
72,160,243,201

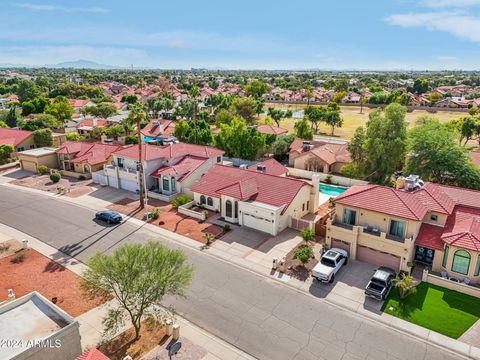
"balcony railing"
386,233,405,243
331,220,353,230
362,227,381,237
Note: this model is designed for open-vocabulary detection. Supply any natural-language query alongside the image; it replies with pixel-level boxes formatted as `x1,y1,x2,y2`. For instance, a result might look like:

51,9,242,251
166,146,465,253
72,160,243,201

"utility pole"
137,116,145,209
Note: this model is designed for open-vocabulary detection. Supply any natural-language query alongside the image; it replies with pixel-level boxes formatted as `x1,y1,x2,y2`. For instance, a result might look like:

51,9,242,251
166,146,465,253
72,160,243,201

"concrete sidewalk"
1,179,480,359
0,223,256,360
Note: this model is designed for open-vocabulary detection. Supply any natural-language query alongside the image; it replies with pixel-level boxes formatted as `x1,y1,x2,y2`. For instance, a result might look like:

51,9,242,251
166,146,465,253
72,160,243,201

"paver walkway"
460,319,480,348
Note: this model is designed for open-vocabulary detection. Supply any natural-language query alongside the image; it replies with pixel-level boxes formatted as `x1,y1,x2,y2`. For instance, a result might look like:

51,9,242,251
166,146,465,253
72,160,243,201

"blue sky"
1,0,480,69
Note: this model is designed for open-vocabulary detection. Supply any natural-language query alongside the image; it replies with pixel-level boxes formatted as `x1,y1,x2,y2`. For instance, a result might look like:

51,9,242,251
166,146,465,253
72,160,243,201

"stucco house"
140,119,176,143
0,128,35,155
289,139,351,174
327,179,480,283
56,141,121,178
95,142,224,200
191,164,319,235
256,124,288,136
247,158,288,176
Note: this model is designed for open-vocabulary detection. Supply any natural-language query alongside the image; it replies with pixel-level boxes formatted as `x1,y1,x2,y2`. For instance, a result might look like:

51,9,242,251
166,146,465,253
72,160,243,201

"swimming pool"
319,184,347,197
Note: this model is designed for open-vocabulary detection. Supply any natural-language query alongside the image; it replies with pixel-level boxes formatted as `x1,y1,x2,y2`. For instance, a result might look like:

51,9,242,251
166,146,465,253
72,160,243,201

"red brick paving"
0,249,104,317
108,198,223,243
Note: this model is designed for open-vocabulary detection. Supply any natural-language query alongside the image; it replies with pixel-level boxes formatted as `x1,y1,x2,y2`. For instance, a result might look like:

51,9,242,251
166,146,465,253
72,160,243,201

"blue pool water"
319,184,347,197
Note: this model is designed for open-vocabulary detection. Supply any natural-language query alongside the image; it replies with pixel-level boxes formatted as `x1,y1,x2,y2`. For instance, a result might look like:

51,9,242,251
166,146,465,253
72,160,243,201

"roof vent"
257,164,267,172
239,164,248,170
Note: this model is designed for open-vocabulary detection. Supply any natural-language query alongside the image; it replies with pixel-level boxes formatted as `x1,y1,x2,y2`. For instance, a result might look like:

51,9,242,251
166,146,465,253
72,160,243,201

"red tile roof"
442,207,480,251
290,139,351,165
114,142,224,161
256,124,288,135
150,155,207,181
56,141,121,165
415,223,445,250
0,128,33,147
191,164,311,213
247,158,287,176
432,183,480,210
75,348,109,360
141,119,175,138
69,99,91,108
76,119,108,129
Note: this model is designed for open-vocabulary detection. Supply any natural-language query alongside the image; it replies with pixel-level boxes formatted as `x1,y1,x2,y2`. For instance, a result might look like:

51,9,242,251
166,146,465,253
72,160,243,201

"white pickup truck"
312,248,348,283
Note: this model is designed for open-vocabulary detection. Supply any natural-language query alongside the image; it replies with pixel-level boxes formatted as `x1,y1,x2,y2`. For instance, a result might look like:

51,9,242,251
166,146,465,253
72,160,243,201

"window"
171,178,176,192
234,201,238,218
29,144,35,149
200,195,206,205
117,157,124,168
17,147,25,152
475,255,480,276
389,220,405,238
430,214,438,221
162,177,169,191
452,250,471,275
343,208,356,225
442,245,449,268
226,200,232,218
207,197,213,206
302,203,305,211
307,201,310,210
217,156,221,163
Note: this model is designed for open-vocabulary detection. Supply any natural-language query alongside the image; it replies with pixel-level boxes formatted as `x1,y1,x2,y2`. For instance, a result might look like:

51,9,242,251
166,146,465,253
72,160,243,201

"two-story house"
327,179,480,284
96,142,224,201
191,164,319,235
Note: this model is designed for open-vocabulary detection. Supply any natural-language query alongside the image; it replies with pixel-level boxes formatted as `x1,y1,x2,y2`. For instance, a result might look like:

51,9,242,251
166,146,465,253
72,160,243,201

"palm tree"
126,103,147,208
394,274,417,299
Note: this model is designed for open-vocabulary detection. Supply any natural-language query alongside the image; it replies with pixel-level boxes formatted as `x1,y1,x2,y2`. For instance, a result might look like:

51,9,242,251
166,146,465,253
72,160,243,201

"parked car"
95,210,122,224
312,248,348,283
364,267,396,300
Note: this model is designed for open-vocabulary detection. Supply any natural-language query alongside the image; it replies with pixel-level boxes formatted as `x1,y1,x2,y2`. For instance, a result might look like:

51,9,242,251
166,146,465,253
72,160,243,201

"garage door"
119,179,138,193
242,213,274,234
21,161,37,172
357,245,401,271
331,239,351,255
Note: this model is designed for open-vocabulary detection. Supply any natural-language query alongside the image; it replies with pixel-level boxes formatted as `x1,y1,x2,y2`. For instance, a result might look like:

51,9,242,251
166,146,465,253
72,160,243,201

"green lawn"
382,282,480,338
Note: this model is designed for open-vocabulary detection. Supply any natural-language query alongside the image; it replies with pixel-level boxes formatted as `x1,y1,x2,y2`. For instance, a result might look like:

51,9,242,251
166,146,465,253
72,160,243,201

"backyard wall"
286,167,368,187
423,270,480,299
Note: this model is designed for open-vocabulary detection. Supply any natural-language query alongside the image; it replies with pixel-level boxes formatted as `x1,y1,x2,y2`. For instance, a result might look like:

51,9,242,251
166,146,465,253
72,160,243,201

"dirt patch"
98,322,166,360
282,242,318,281
11,174,96,197
0,248,105,317
108,199,223,243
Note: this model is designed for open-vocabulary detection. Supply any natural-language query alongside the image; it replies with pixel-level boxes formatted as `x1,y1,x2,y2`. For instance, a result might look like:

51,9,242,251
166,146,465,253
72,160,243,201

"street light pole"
137,117,145,209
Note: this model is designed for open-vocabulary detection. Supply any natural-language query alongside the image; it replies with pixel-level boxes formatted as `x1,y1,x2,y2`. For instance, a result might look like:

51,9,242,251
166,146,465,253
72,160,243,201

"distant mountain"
45,59,121,69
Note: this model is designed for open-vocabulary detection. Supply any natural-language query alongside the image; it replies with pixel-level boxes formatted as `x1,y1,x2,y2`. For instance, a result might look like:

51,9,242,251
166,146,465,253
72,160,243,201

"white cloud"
11,2,109,14
0,45,147,66
385,12,480,42
421,0,480,7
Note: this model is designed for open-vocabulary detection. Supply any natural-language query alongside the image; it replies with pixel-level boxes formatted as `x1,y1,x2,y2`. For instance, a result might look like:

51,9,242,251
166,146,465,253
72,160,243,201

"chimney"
310,174,321,212
92,117,98,126
159,124,165,134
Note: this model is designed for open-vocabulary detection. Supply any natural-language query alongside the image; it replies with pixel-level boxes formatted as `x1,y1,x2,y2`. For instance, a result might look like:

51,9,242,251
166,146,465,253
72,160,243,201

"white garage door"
357,245,401,271
242,213,274,234
119,179,138,193
92,171,107,185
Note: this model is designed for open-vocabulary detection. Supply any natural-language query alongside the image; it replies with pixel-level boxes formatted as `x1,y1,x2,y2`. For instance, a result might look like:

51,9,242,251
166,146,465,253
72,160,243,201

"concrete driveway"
306,259,385,313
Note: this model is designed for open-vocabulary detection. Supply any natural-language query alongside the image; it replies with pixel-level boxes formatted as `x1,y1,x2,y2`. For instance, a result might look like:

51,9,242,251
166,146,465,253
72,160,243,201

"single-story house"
18,147,58,172
68,99,96,112
56,141,121,178
289,139,351,173
247,158,288,176
0,128,35,155
256,124,288,136
140,119,176,143
191,164,319,235
76,118,109,136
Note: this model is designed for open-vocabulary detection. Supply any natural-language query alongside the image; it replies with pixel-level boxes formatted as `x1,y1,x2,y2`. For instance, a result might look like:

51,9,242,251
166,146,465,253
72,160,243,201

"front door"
414,246,435,265
224,199,238,223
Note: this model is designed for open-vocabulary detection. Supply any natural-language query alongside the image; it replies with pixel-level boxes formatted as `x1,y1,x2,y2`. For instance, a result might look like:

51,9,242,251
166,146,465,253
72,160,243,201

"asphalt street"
0,187,464,360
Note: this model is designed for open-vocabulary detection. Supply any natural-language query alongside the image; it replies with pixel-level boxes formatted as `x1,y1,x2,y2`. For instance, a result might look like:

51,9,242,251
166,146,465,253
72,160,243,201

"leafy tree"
394,274,417,300
452,116,480,145
363,103,407,184
426,92,443,105
270,134,295,161
369,92,390,104
255,97,265,116
33,128,53,147
348,126,366,163
148,95,175,117
31,97,49,113
174,99,198,121
84,103,117,119
0,144,14,162
21,101,36,116
214,109,235,127
405,117,480,189
294,118,313,140
66,132,82,141
408,78,430,94
173,119,212,145
17,80,42,103
125,135,138,145
105,124,125,139
20,114,61,131
121,94,138,104
0,121,8,128
245,80,269,99
304,106,326,133
81,241,193,341
325,110,343,136
332,91,346,103
267,107,292,127
5,107,20,128
294,245,314,266
205,94,235,113
231,97,257,123
214,118,266,160
339,163,363,179
45,96,73,122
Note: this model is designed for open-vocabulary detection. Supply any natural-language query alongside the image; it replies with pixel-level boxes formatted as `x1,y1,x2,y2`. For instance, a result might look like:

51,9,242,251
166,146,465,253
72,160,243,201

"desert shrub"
294,245,314,265
50,172,61,183
11,254,25,264
324,174,333,184
223,224,231,232
150,208,160,220
37,165,49,174
171,194,191,208
300,228,315,242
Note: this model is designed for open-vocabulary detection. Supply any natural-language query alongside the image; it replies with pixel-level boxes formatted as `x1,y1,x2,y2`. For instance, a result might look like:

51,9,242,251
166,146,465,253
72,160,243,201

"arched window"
207,197,213,206
234,201,238,218
200,195,206,205
226,200,232,218
452,250,471,275
84,164,89,173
